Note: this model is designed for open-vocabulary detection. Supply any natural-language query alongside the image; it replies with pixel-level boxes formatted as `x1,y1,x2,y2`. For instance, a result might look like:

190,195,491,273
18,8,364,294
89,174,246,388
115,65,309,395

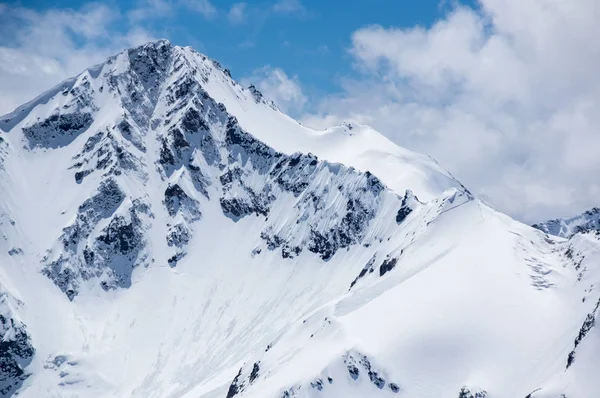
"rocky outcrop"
567,298,600,368
23,112,94,149
0,294,34,396
42,180,151,299
459,386,487,398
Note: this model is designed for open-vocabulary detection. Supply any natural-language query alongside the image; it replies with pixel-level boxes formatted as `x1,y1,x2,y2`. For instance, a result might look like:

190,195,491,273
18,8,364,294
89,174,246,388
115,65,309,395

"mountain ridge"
533,207,600,238
0,40,598,398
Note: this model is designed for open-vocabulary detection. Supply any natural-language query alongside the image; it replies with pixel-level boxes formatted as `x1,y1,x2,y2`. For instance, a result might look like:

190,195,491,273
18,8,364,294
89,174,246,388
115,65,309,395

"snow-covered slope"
0,40,598,398
533,207,600,238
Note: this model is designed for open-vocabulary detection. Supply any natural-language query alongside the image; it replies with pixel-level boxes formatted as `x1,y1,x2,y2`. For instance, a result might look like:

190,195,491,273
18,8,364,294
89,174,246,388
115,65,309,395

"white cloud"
228,3,247,24
0,4,155,115
129,0,216,21
238,40,255,49
182,0,217,19
129,0,173,21
1,0,596,224
243,66,307,114
272,0,305,15
302,0,600,223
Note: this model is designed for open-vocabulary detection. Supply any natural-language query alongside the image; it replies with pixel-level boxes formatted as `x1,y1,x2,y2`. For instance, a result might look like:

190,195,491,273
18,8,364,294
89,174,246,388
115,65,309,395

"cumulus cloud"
302,0,600,223
243,66,307,114
228,3,247,24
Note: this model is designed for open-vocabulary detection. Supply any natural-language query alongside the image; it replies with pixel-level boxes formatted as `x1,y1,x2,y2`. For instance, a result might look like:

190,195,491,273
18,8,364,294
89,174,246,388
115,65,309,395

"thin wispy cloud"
242,66,307,114
228,2,247,24
272,0,307,16
182,0,217,19
129,0,173,21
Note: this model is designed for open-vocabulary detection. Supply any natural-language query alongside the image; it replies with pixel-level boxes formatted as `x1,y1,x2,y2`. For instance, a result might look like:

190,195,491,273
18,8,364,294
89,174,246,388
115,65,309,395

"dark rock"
164,184,201,221
166,223,190,248
396,190,418,224
459,386,488,398
358,355,386,389
225,117,277,171
0,304,35,396
347,364,359,380
82,132,104,153
61,179,125,253
159,138,176,167
349,254,377,289
310,379,324,391
249,362,260,383
226,367,242,398
567,298,600,368
43,192,149,299
379,258,398,277
167,252,186,268
180,108,209,133
23,113,94,149
74,169,93,184
7,248,23,256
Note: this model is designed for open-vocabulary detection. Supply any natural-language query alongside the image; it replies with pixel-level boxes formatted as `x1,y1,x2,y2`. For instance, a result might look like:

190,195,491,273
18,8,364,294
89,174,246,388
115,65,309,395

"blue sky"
2,0,477,101
0,0,599,223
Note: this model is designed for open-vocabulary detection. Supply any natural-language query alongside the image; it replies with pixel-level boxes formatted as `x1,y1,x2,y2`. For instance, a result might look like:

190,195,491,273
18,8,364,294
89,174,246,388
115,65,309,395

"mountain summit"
533,207,600,238
0,40,599,398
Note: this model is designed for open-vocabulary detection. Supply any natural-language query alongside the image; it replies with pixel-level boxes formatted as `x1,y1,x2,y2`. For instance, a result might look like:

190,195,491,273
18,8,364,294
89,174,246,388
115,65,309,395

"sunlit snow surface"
0,40,599,398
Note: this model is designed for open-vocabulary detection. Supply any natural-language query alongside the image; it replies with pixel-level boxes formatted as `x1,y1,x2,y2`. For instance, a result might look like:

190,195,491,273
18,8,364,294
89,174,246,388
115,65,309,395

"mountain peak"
533,206,600,238
146,38,172,47
1,40,600,398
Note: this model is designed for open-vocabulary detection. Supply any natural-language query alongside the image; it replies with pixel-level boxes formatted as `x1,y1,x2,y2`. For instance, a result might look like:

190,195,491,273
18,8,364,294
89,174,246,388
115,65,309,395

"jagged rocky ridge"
13,40,419,300
227,349,401,398
533,207,600,238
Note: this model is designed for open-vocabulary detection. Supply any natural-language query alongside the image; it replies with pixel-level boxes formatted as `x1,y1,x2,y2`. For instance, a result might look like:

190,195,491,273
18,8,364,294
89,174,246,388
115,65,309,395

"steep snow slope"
207,195,600,398
0,40,598,398
533,207,600,238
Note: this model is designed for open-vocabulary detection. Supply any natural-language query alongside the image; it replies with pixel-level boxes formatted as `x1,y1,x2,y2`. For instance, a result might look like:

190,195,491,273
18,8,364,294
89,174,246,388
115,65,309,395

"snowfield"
0,40,598,398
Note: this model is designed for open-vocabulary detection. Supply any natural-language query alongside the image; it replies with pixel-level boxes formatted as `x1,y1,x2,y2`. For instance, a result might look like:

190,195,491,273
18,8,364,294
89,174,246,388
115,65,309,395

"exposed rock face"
349,254,378,289
343,351,399,392
20,40,406,300
42,180,151,300
0,294,34,397
70,129,146,185
379,257,398,277
458,387,487,398
396,189,420,224
23,113,94,149
567,298,600,368
0,136,7,165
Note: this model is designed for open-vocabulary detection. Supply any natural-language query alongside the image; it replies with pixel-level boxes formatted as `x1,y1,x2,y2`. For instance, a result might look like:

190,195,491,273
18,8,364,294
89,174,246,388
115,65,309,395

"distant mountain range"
533,207,600,238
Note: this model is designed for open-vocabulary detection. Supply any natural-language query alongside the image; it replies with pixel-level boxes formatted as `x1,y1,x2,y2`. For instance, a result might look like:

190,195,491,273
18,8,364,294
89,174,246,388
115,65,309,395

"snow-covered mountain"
0,40,599,398
533,207,600,238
